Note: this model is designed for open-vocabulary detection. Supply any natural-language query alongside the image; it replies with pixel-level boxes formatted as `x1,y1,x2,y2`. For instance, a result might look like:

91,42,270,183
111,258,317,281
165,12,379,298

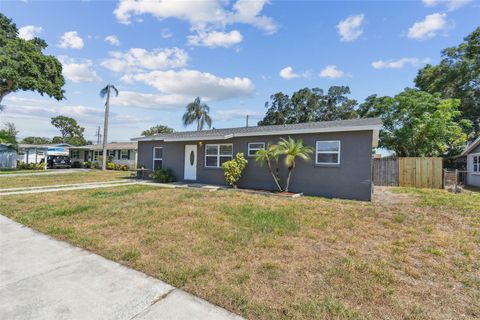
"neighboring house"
17,143,71,164
133,118,382,201
69,142,138,168
460,136,480,187
0,144,17,169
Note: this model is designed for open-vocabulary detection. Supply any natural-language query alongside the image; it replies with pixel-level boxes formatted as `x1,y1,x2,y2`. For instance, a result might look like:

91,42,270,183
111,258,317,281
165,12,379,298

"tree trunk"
102,88,110,171
285,167,293,192
266,159,283,191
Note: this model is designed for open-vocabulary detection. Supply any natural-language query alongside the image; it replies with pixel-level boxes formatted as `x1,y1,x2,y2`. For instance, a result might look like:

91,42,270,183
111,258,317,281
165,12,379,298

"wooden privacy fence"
373,157,443,189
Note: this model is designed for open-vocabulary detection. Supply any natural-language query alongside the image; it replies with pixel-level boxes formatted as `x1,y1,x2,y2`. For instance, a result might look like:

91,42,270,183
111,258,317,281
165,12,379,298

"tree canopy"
141,124,175,136
50,115,87,146
415,27,480,139
358,88,470,157
183,97,212,131
258,86,357,125
0,13,65,105
20,137,52,144
0,122,18,146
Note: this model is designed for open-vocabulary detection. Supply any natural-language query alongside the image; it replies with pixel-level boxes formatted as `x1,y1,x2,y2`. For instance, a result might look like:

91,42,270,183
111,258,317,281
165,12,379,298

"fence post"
454,169,458,193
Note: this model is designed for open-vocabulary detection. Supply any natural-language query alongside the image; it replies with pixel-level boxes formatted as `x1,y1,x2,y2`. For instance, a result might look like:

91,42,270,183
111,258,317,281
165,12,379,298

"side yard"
0,184,478,319
0,170,131,189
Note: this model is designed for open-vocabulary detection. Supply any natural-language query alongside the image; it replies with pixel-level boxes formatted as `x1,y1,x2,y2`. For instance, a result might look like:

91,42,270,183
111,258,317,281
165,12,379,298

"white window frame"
94,150,103,161
70,150,79,159
247,142,265,157
472,154,480,174
315,140,341,165
153,147,163,170
120,149,129,160
205,144,233,168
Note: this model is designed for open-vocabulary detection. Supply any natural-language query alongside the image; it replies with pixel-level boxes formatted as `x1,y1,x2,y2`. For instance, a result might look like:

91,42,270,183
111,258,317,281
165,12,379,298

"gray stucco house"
133,118,382,201
461,136,480,187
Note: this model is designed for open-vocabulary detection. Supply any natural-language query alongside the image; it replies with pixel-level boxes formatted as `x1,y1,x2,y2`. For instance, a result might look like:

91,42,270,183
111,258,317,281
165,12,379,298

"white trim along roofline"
461,136,480,156
131,124,383,143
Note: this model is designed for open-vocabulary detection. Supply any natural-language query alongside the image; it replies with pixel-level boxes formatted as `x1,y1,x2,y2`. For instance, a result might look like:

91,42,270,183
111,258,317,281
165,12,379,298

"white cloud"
58,31,84,49
105,35,120,46
161,28,173,39
188,29,243,48
113,0,277,38
3,96,146,127
407,13,448,40
18,25,43,40
121,69,254,102
213,109,263,121
422,0,472,11
58,56,101,83
371,57,430,69
101,47,189,72
111,91,190,110
279,66,299,80
319,65,346,79
337,14,365,42
229,0,277,35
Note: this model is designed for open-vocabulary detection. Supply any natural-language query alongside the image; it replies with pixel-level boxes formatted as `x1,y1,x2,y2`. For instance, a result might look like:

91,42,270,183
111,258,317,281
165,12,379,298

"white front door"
184,145,197,180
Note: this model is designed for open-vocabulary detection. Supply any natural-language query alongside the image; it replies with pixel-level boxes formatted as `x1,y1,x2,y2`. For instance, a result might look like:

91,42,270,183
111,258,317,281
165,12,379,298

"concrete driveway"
0,216,242,320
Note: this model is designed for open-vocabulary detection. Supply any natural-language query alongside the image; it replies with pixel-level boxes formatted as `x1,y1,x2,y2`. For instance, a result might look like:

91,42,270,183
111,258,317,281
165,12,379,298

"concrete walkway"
0,168,90,177
0,216,242,320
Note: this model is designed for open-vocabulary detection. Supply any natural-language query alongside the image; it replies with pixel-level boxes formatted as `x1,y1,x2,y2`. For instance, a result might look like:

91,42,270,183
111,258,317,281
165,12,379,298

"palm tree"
277,137,313,192
182,97,212,131
253,144,283,191
99,84,118,170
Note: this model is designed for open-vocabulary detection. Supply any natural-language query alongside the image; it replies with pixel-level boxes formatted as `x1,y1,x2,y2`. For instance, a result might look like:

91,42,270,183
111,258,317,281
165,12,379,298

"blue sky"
1,0,479,142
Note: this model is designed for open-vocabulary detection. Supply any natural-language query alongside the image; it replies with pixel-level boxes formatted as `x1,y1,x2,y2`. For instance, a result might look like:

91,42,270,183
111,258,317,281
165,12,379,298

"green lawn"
0,170,132,189
0,185,478,319
0,170,45,174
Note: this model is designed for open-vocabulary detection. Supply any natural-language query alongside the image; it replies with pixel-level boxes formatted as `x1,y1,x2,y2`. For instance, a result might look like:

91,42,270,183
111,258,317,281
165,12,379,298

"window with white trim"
474,155,479,173
247,142,265,157
205,144,233,168
316,141,340,165
70,150,79,159
94,151,103,161
120,149,129,160
153,147,163,170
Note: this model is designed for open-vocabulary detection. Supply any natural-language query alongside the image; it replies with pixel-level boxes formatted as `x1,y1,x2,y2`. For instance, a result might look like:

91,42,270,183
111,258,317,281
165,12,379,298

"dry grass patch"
0,170,131,189
0,186,479,319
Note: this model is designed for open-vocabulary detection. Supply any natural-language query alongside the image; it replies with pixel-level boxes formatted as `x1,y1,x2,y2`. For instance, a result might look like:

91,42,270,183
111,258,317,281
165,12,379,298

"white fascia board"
461,136,480,156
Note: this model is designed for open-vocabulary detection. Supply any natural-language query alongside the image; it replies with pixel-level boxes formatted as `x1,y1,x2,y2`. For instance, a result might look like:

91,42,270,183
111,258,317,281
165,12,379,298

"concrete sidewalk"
0,216,242,320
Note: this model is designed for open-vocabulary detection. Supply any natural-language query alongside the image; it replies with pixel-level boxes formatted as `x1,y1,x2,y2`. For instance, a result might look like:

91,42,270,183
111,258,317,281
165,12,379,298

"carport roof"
132,118,383,142
72,142,137,151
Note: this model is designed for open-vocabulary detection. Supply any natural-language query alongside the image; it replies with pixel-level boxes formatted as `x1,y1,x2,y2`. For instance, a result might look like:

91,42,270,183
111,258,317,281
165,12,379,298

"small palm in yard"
183,97,212,131
278,137,313,192
254,144,283,191
100,84,119,170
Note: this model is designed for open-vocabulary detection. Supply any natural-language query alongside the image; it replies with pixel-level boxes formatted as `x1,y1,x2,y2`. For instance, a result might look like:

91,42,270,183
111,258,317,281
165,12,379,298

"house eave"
132,124,383,142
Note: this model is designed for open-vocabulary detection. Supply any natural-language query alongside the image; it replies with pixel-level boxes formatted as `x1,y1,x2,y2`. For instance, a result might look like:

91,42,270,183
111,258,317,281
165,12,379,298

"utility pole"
96,126,102,144
246,115,249,127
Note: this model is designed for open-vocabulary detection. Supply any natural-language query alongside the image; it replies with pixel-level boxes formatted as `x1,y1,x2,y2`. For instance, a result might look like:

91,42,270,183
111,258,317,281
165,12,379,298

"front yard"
0,170,131,189
0,183,478,319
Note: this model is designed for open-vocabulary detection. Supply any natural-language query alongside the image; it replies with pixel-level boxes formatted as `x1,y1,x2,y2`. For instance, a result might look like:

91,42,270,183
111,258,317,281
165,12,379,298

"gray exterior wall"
466,144,480,187
137,130,374,201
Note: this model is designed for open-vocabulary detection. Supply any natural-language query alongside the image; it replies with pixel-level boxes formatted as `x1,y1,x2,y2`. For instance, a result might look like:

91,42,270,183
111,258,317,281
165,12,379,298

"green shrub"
153,168,174,182
17,161,45,170
106,162,115,170
222,152,248,188
83,161,92,168
92,162,100,169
